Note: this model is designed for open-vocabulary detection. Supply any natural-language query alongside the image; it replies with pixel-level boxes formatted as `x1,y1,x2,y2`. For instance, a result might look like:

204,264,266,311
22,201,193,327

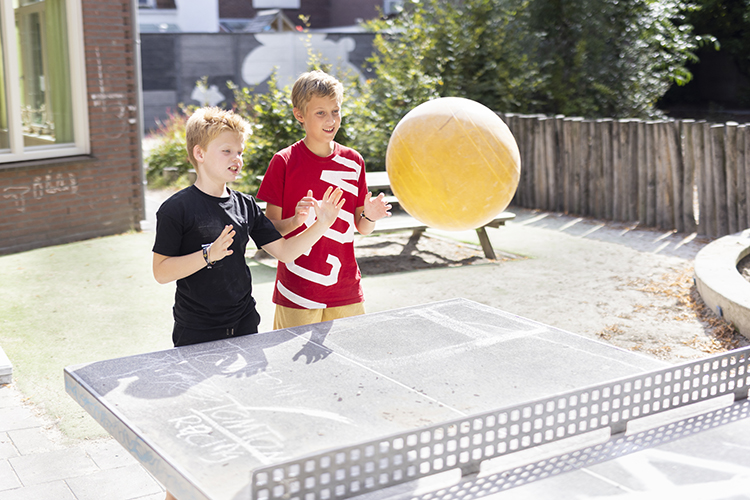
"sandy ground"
343,208,749,364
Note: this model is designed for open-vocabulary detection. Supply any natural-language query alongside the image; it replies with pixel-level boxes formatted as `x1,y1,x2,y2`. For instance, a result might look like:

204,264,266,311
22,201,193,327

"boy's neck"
194,177,229,198
303,137,334,157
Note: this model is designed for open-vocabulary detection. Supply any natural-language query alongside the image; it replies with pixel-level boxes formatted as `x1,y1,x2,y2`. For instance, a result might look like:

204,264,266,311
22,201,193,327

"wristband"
202,243,215,269
360,212,375,223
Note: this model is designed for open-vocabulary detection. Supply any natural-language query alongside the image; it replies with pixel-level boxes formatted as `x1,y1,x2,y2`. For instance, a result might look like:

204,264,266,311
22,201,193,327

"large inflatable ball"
385,97,521,231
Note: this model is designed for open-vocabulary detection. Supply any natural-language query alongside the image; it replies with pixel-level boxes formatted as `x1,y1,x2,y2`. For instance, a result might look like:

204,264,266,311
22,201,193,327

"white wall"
241,32,364,88
175,0,219,33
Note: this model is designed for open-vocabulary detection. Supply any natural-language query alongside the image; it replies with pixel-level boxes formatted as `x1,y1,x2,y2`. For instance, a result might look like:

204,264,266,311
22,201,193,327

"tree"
529,0,705,118
362,0,705,120
670,0,750,108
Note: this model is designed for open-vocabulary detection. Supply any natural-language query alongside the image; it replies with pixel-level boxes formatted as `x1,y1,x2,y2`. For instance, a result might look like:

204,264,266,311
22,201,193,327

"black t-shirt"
153,185,282,330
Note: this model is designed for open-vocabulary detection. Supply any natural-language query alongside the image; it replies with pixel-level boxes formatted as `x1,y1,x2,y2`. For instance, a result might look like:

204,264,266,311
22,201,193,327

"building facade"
0,0,144,255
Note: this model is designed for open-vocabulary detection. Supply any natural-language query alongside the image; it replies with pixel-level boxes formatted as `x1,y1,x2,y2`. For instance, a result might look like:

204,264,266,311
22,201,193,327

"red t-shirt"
257,141,368,309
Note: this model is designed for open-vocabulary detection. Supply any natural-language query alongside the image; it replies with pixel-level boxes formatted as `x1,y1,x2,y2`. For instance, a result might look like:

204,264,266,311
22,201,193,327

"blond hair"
291,70,344,115
185,107,250,168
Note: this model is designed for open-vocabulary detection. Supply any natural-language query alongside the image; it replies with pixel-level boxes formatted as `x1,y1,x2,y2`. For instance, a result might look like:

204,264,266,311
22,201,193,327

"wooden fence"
500,113,750,238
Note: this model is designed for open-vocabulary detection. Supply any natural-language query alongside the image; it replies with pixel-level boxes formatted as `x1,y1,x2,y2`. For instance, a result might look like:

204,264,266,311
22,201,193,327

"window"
253,1,301,9
0,0,88,164
384,0,404,15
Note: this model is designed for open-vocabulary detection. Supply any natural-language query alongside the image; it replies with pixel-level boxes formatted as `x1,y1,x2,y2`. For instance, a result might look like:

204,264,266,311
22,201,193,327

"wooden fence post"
666,120,685,233
725,122,739,234
533,116,547,210
592,119,606,219
570,117,584,214
636,120,648,225
553,115,565,213
612,119,624,221
711,124,729,236
699,122,715,237
505,114,523,207
743,126,750,230
561,118,573,213
598,119,613,220
582,120,594,216
645,122,658,227
680,120,698,233
617,119,637,222
654,121,673,230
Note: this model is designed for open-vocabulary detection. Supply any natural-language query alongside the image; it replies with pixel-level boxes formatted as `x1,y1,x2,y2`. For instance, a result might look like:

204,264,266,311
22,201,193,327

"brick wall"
0,0,143,256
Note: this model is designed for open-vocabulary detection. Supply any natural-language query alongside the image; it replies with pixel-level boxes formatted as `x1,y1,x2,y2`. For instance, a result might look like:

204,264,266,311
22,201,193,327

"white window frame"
0,0,89,164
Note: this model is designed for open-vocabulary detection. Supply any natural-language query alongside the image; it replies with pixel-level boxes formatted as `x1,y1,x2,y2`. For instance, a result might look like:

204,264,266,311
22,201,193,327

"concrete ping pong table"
64,299,750,500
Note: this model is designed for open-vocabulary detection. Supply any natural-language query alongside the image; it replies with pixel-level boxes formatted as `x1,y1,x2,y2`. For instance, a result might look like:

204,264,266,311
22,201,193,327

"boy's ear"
292,107,304,124
192,144,204,162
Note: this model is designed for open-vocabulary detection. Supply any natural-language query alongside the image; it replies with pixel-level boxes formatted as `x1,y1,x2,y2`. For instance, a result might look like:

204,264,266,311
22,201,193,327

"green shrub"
228,73,301,194
144,107,195,189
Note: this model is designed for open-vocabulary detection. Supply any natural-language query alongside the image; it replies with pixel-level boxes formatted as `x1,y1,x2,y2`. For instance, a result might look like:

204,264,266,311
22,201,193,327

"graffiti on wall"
3,172,78,213
189,34,364,106
241,33,363,88
91,47,138,139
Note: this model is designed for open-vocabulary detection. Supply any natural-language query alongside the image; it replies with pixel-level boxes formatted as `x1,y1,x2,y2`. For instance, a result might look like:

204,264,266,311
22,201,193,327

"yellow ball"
385,97,521,231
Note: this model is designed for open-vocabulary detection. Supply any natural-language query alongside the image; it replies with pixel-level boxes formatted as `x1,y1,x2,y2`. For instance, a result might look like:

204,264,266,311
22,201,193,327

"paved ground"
0,188,728,500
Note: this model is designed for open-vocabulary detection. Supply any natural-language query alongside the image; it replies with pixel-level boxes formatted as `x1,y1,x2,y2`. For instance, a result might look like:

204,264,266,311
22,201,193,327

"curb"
694,229,750,339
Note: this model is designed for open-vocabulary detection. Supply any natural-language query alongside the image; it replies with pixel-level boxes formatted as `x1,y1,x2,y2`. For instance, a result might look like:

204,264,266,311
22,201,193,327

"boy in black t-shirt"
152,106,344,349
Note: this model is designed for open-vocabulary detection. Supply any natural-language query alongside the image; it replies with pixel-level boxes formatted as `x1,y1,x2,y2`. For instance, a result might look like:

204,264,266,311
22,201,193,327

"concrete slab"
65,463,163,500
81,439,141,470
0,432,19,459
0,479,77,500
8,447,99,486
0,405,41,432
7,427,62,455
0,458,21,491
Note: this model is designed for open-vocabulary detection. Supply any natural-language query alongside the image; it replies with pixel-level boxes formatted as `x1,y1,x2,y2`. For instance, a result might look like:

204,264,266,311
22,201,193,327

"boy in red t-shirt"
257,70,391,329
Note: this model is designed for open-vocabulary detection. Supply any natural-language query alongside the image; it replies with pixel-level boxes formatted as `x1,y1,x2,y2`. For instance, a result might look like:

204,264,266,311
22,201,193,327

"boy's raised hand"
291,190,316,227
314,186,345,226
208,224,235,263
363,192,392,221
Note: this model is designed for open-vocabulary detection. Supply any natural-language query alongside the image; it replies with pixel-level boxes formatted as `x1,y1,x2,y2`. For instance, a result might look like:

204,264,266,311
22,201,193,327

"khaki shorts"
273,302,365,330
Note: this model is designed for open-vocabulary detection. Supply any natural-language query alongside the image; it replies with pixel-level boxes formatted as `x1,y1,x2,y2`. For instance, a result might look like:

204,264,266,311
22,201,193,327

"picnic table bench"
365,171,515,260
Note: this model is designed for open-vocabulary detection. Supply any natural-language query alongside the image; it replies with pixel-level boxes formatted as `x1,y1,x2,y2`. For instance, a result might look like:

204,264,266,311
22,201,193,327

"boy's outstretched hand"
314,186,345,226
363,192,392,221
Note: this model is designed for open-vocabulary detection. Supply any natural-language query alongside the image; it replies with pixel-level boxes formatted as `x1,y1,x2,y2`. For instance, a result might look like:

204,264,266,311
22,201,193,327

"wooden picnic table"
254,172,515,260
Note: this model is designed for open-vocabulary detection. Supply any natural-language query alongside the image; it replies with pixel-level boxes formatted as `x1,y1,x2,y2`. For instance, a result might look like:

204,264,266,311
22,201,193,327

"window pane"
253,1,301,8
16,0,73,147
0,6,9,150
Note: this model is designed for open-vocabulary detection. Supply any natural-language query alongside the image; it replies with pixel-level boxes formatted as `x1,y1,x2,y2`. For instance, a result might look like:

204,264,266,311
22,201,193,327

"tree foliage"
364,0,705,120
529,0,706,117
